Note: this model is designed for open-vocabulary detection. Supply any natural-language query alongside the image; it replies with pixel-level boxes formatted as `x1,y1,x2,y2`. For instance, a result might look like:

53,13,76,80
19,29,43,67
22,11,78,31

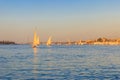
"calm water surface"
0,45,120,80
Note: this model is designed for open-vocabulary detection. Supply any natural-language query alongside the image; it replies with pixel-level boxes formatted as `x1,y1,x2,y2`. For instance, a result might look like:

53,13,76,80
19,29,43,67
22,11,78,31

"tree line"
0,41,15,44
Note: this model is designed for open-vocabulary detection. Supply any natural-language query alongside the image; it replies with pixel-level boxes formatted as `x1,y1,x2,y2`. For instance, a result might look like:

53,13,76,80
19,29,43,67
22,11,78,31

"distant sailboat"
36,36,40,45
32,31,40,48
67,39,71,45
46,36,52,46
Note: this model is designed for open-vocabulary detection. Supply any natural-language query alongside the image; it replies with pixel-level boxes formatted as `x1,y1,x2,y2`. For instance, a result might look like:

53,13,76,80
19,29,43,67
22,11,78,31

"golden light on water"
33,47,38,79
33,47,37,55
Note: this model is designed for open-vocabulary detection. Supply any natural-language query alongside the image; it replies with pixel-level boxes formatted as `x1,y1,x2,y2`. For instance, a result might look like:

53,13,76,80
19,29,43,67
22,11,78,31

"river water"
0,45,120,80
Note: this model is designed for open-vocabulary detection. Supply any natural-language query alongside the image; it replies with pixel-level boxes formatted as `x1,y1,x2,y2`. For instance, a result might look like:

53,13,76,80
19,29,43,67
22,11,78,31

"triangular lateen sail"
46,36,52,46
36,36,40,45
32,31,40,48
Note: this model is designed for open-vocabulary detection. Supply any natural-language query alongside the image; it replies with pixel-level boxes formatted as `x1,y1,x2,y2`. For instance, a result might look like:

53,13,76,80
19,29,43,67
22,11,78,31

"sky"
0,0,120,43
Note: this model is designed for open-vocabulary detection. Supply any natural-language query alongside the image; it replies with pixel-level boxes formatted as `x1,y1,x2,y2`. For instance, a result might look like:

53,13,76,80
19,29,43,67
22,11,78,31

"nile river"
0,45,120,80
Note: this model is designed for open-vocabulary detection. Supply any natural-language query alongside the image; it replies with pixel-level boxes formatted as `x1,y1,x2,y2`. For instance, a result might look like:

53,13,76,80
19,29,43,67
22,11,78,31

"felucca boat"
32,31,40,48
46,36,52,46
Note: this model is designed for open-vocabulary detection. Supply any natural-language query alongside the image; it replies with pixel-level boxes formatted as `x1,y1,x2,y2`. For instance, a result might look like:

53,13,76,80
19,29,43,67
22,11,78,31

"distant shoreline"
1,37,120,45
0,41,16,45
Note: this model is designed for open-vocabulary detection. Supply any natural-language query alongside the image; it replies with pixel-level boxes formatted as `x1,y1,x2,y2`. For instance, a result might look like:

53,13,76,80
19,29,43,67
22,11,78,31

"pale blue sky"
0,0,120,43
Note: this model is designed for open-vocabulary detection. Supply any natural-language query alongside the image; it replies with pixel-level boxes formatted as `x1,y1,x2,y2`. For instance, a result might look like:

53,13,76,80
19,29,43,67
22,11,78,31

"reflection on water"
33,47,37,55
0,45,120,80
33,48,38,80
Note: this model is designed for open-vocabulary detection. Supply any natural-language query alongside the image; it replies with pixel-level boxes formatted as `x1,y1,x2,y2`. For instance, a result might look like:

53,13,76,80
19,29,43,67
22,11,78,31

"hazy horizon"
0,0,120,43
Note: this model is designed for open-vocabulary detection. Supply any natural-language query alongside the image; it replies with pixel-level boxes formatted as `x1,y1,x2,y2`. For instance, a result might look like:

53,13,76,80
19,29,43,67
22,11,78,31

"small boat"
67,39,71,45
32,31,40,48
46,36,52,46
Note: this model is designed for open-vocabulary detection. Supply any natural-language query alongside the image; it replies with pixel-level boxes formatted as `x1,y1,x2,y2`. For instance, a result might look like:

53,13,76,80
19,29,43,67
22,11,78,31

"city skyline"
0,0,120,43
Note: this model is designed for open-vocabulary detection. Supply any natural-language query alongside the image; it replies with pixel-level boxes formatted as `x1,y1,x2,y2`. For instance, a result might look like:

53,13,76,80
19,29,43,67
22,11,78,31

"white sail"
36,36,40,45
32,31,40,48
46,36,52,46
